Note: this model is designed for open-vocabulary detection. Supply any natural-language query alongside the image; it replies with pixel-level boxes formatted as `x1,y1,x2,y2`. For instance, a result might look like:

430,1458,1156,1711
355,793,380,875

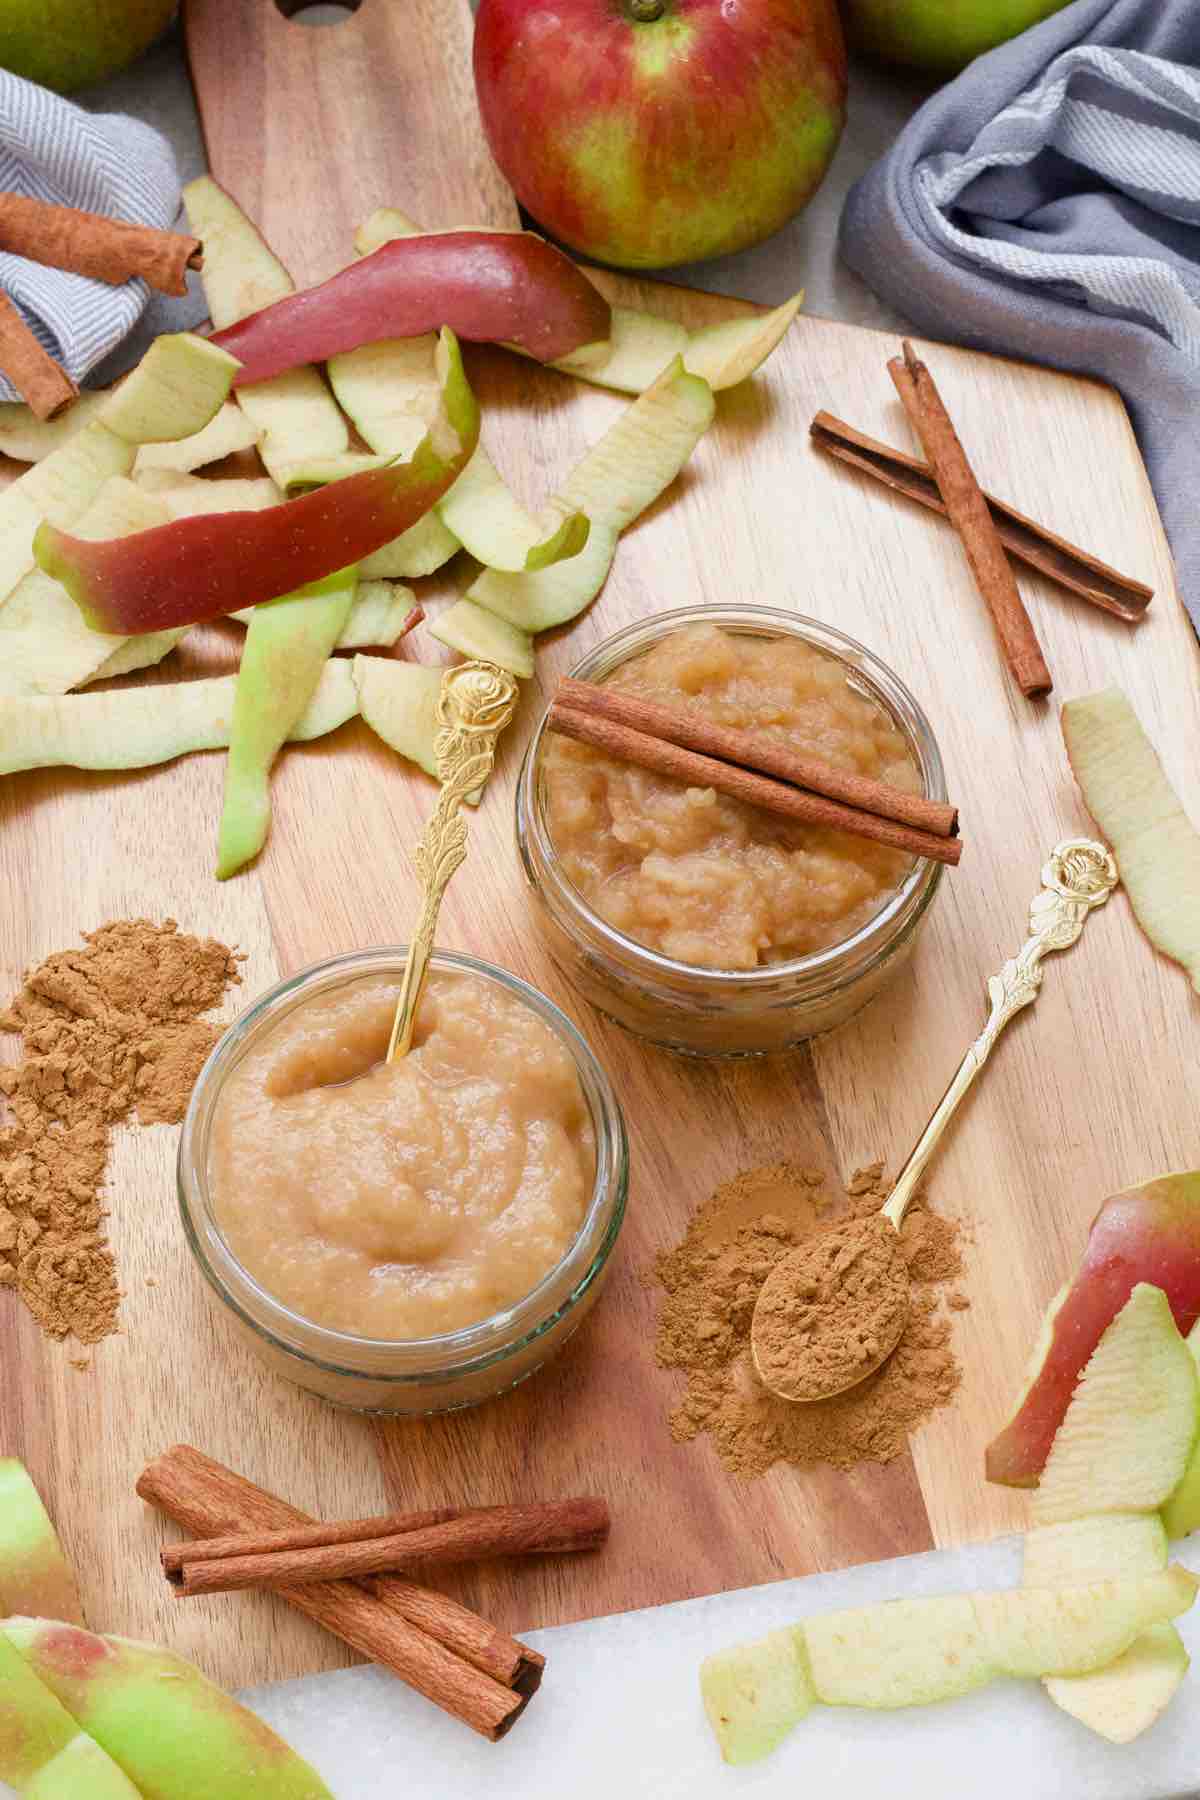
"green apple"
0,0,175,93
0,1629,139,1798
839,0,1074,76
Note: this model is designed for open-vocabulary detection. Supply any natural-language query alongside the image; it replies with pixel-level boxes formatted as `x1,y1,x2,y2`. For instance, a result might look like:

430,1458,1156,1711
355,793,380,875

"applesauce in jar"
207,971,596,1340
540,622,920,971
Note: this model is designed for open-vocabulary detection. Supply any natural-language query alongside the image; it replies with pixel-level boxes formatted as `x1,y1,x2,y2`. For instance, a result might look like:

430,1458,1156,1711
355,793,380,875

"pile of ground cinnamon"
653,1162,964,1478
0,921,241,1344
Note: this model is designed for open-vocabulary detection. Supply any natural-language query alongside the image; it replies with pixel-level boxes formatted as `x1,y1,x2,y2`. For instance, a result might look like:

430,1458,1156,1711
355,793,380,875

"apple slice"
0,1629,140,1799
1024,1515,1185,1743
700,1567,1199,1764
0,1463,82,1626
0,479,175,697
183,175,348,486
430,599,534,679
0,660,357,777
352,655,441,780
1063,687,1200,994
1162,1319,1200,1540
134,401,262,473
987,1173,1200,1487
468,355,715,632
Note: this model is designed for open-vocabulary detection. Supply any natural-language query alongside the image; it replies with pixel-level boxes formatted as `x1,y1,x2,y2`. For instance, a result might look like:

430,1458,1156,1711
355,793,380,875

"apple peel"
0,1462,83,1627
700,1567,1199,1765
134,401,262,473
1162,1319,1200,1540
430,599,534,679
0,660,357,777
183,175,348,485
210,230,612,383
468,354,715,632
0,478,180,697
217,565,357,880
333,581,420,650
0,1629,141,1799
987,1173,1200,1487
1023,1515,1186,1744
1062,687,1200,994
34,328,479,634
136,471,284,520
3,1618,335,1799
555,292,803,396
0,392,108,462
352,656,442,781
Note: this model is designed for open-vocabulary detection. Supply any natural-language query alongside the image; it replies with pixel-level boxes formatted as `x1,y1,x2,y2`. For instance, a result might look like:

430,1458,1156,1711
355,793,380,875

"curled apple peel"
34,330,479,634
210,231,613,385
986,1174,1200,1488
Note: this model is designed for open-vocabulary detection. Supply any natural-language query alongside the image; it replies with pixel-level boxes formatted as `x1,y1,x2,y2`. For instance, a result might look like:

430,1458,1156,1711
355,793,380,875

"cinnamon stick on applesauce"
547,697,962,868
137,1447,548,1740
557,676,958,838
888,340,1052,698
167,1498,611,1598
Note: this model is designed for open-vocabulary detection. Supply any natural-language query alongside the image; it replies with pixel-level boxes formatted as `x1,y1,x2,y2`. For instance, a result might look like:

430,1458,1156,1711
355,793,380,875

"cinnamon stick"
558,675,957,839
547,702,962,867
888,341,1052,698
137,1447,542,1740
810,411,1152,623
169,1498,610,1598
162,1503,464,1576
0,292,77,420
0,194,202,295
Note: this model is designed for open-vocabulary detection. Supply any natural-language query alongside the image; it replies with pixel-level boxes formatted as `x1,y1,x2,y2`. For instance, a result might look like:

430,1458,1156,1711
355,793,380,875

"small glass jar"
516,604,948,1056
178,948,628,1414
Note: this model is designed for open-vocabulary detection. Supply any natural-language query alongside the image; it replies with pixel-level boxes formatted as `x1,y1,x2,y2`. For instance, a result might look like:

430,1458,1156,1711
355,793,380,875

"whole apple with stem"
473,0,847,270
840,0,1075,75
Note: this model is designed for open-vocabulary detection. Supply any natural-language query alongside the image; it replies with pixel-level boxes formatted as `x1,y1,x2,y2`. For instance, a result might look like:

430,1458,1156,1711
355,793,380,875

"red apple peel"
986,1174,1200,1488
210,232,611,386
33,331,478,636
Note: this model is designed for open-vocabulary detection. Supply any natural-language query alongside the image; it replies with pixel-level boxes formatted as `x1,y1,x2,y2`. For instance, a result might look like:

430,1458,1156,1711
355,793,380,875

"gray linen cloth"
841,0,1200,633
0,68,196,402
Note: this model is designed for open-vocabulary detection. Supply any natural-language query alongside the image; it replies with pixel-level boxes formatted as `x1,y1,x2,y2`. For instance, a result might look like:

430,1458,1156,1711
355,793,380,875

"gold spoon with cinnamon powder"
751,839,1118,1403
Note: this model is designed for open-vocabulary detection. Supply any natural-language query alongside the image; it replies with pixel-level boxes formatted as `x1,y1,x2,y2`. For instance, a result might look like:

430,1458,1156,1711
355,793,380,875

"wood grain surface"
0,0,1197,1696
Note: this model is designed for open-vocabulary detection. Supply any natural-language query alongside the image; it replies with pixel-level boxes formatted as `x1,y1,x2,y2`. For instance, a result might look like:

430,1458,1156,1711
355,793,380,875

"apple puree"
542,624,920,970
208,974,595,1340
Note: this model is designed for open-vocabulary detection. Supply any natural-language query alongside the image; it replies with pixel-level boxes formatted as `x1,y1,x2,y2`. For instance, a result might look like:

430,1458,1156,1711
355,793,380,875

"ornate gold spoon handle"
880,839,1119,1230
387,661,519,1063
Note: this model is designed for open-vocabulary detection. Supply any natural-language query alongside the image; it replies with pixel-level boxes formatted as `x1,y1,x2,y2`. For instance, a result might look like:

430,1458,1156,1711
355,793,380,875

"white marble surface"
240,1531,1200,1800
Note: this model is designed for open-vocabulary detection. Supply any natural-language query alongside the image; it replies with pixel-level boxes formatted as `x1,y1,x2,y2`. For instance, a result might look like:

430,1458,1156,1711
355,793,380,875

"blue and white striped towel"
840,0,1200,635
0,68,188,402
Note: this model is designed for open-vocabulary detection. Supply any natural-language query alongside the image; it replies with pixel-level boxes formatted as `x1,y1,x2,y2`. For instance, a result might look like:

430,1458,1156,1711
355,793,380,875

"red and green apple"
473,0,847,269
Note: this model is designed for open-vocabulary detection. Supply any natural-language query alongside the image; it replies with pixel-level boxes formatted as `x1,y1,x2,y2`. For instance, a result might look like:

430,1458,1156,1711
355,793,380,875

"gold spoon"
386,661,520,1063
750,838,1119,1403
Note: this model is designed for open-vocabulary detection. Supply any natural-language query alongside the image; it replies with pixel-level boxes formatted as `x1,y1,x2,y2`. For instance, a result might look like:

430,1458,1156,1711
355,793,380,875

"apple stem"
628,0,666,19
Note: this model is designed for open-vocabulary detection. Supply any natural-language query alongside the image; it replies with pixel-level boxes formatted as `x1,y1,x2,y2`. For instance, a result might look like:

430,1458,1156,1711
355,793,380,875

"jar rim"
178,947,628,1382
520,603,947,992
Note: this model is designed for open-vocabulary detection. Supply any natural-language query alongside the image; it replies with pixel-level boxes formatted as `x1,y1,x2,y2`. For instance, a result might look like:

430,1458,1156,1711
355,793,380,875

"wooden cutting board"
1,0,1197,1696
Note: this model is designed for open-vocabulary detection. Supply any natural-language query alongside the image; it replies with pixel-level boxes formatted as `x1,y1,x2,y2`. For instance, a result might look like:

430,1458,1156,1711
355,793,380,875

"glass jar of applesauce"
179,948,627,1413
516,605,948,1056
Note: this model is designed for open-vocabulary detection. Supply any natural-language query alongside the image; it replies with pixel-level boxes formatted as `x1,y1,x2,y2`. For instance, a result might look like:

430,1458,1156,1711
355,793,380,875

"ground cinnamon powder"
752,1213,912,1402
653,1161,963,1477
0,920,241,1344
